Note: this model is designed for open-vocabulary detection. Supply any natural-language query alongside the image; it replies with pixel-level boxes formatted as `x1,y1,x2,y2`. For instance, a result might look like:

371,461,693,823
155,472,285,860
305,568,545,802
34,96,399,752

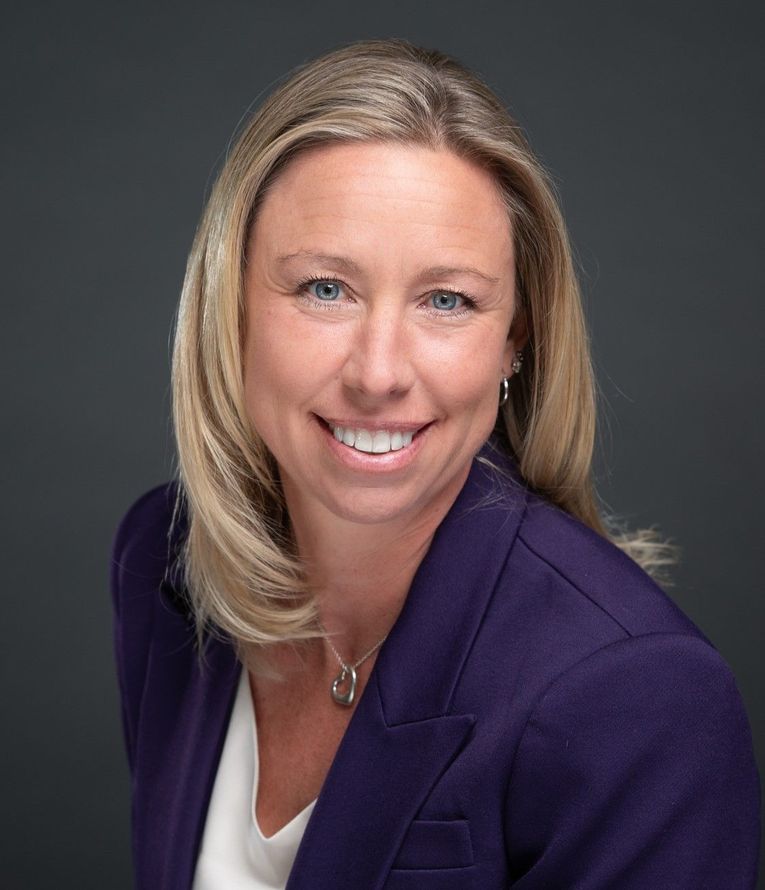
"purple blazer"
110,442,761,888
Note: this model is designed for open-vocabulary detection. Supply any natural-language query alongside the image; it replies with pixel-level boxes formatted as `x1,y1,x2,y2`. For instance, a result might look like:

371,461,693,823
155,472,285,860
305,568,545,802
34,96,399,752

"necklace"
326,634,387,706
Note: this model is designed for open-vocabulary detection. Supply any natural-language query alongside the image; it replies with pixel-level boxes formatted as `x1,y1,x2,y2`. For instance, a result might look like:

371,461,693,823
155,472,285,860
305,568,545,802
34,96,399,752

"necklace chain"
326,634,387,672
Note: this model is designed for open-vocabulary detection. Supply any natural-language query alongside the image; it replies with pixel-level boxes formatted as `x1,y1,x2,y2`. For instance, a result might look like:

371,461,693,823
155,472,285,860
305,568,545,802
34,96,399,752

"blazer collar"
158,439,528,889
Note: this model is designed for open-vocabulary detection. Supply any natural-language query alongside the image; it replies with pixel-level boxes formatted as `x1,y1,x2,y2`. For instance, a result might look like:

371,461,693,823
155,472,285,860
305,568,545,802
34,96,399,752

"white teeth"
354,430,373,452
329,424,419,454
372,431,391,453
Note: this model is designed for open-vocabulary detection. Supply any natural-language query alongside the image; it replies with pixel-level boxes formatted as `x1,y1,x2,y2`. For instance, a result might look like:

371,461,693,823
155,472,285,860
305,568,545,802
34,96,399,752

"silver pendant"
331,664,357,706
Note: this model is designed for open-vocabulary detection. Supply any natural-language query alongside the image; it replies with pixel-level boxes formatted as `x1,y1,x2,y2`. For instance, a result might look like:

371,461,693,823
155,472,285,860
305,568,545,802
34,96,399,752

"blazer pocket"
390,818,474,870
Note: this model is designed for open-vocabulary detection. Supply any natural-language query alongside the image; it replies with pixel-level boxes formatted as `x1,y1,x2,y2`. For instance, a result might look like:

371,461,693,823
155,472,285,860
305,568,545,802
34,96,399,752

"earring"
499,351,524,408
499,377,510,407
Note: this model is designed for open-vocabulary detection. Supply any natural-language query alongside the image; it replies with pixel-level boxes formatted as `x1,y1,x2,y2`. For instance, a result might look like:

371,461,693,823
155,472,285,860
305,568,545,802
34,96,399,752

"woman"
110,38,761,889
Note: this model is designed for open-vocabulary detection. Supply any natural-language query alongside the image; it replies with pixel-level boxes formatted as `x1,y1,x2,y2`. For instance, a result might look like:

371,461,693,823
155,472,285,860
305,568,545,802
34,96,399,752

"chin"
322,489,422,527
326,468,469,527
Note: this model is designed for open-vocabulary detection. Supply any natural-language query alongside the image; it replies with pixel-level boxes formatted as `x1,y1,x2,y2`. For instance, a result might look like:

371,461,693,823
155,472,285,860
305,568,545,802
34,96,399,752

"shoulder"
495,492,761,880
110,480,189,619
512,489,709,642
484,478,740,721
109,482,192,772
465,447,715,675
508,493,755,747
112,481,180,562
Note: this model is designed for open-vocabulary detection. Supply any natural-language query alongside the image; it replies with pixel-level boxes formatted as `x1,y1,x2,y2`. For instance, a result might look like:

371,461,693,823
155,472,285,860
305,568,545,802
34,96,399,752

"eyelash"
295,274,478,318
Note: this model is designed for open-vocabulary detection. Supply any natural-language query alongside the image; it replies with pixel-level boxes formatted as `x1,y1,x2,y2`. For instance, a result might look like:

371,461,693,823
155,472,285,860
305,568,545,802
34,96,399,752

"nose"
341,305,415,402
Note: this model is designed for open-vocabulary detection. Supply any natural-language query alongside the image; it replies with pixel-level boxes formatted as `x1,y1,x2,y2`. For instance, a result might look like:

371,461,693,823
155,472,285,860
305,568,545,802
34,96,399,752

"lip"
318,415,430,434
313,414,433,472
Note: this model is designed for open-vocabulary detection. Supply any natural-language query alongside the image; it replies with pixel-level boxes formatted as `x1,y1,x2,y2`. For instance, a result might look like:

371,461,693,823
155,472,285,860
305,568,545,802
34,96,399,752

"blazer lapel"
286,443,528,889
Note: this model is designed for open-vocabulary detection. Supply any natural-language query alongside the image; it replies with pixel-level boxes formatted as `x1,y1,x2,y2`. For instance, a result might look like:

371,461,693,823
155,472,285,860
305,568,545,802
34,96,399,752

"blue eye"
431,291,461,311
309,280,341,301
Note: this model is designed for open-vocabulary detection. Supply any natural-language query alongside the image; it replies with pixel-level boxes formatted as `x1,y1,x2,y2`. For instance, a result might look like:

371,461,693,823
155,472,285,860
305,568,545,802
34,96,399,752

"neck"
282,466,471,663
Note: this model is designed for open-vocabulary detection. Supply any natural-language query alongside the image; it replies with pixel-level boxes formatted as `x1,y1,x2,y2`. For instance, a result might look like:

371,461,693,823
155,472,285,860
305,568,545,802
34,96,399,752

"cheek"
243,309,341,413
245,301,298,384
242,309,295,429
422,332,504,412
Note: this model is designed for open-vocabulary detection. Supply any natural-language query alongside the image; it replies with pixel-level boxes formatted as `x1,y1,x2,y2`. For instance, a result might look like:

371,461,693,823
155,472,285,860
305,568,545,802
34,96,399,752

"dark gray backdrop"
3,1,762,886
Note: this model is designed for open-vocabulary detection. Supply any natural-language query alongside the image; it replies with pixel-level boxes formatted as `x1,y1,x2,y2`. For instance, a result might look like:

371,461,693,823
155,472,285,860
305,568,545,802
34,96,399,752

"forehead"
248,142,514,277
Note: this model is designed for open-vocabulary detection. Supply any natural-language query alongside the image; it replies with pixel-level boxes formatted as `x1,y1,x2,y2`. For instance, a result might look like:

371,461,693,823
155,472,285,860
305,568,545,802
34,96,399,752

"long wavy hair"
170,37,677,677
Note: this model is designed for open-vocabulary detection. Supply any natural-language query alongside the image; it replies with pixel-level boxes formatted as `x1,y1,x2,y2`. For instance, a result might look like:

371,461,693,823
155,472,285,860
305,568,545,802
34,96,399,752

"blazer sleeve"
504,632,761,888
109,485,173,778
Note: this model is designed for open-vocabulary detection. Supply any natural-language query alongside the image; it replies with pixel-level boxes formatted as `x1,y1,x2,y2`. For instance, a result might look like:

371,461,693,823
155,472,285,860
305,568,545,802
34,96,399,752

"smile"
328,423,416,454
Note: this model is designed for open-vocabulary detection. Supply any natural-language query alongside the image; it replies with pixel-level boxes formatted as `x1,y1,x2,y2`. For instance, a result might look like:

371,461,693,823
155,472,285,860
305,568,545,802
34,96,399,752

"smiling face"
243,141,525,529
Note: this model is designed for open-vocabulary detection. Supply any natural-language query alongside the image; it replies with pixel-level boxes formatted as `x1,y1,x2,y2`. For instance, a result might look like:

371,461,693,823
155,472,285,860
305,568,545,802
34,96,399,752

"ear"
502,305,529,376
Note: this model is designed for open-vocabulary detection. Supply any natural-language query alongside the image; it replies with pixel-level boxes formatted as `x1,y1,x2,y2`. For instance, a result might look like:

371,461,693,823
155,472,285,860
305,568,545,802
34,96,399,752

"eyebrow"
275,251,501,285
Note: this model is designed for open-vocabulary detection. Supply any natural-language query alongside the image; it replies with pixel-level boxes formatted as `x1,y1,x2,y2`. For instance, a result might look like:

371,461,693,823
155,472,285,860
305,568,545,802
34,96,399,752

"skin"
242,141,527,682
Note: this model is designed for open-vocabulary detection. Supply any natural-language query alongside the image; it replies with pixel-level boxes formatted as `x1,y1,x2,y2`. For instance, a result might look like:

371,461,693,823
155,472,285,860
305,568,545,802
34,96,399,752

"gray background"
3,1,762,886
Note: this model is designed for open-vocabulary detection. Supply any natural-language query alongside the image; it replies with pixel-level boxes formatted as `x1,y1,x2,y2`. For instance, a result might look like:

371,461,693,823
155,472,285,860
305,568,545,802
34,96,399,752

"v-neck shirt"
192,665,318,889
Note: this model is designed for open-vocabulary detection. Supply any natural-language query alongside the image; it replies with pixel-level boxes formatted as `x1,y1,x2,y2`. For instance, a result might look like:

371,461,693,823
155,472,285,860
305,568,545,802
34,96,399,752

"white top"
192,665,318,889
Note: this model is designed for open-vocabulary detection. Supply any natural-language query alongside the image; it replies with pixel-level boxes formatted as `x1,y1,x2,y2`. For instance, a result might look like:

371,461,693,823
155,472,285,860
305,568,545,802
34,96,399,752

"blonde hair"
170,37,678,675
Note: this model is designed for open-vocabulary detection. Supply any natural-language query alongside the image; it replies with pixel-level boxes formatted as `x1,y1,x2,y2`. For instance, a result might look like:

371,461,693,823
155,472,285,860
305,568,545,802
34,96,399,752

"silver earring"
499,376,510,407
510,351,524,375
